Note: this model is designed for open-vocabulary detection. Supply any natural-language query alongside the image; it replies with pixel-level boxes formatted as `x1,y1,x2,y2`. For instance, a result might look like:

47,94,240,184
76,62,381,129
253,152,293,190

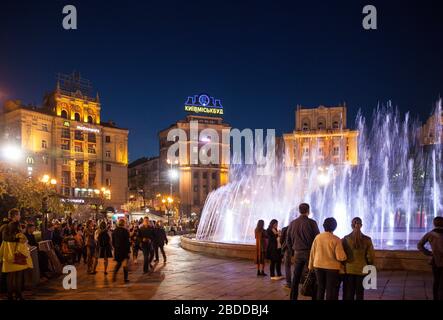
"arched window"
87,115,94,124
74,113,81,122
317,117,326,130
302,118,310,131
61,110,68,119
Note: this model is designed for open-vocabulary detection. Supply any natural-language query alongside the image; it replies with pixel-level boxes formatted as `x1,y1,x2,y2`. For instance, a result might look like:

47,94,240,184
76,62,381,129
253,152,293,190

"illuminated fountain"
196,102,443,249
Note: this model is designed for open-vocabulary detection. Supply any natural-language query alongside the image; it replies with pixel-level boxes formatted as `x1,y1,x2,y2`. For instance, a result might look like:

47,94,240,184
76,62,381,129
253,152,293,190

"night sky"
1,0,443,161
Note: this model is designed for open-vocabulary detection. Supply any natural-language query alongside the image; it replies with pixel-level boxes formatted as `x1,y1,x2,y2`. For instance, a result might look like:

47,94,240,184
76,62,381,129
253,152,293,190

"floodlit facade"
0,72,128,210
283,105,358,167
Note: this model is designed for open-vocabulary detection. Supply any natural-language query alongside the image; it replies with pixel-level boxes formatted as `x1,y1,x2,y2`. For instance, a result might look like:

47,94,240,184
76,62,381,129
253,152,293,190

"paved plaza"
14,236,435,300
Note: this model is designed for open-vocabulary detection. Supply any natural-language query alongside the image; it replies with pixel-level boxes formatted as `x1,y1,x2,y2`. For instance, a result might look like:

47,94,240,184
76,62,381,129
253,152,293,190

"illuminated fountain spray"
196,102,443,249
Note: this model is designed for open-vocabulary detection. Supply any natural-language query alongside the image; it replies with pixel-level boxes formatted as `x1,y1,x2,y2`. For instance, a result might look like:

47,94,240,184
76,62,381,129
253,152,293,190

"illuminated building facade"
421,111,443,145
0,72,128,210
283,105,358,167
159,113,230,217
128,156,161,209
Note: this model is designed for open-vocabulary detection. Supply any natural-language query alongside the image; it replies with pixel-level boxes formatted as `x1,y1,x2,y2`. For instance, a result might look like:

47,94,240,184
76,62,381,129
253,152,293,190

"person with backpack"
418,216,443,300
342,217,375,300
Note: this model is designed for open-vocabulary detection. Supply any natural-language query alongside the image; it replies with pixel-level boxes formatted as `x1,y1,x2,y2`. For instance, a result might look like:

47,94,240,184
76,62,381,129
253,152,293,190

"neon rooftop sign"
184,94,224,115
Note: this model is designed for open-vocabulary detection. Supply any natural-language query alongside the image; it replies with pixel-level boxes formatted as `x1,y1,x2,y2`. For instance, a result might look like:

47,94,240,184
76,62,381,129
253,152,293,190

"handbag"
13,242,28,266
300,269,316,297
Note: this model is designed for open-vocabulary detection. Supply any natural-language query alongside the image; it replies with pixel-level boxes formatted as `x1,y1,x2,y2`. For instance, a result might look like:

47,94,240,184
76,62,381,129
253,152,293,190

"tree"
0,164,73,219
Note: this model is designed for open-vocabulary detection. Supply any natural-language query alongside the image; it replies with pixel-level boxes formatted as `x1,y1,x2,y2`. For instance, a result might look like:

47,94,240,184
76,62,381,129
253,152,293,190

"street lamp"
1,144,23,162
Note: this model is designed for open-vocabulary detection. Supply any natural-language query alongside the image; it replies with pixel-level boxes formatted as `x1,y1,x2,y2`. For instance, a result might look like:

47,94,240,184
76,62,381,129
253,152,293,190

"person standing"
255,220,267,276
281,225,292,288
309,217,347,300
287,203,320,300
266,219,283,280
0,210,33,300
94,221,113,275
138,217,155,273
417,216,443,300
84,220,97,274
342,217,375,300
130,224,140,264
154,221,168,263
112,219,130,283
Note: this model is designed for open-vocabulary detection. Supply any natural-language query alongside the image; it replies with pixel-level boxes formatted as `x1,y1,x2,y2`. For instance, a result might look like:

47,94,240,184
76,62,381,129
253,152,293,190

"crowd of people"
0,208,169,300
255,202,443,301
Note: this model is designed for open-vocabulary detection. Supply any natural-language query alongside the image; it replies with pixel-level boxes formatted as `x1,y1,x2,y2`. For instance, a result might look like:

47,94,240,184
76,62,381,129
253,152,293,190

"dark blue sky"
1,0,443,161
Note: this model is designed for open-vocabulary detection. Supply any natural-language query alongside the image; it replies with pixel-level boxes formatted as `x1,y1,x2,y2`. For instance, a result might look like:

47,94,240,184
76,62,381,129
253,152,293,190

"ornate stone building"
0,72,128,210
283,105,358,167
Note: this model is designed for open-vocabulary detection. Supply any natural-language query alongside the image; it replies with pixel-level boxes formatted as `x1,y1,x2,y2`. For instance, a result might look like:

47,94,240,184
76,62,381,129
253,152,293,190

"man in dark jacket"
112,219,130,282
418,216,443,300
286,203,320,300
138,217,156,273
154,221,168,263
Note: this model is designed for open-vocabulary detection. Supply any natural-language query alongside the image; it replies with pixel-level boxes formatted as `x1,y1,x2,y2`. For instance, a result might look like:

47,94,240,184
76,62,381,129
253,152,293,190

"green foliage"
0,164,73,218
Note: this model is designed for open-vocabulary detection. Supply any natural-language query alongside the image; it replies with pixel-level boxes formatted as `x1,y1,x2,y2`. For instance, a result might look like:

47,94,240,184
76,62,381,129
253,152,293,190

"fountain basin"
181,235,432,272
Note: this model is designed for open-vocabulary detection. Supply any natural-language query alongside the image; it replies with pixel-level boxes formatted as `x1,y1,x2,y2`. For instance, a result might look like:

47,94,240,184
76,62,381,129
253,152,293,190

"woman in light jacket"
0,222,33,300
308,217,347,300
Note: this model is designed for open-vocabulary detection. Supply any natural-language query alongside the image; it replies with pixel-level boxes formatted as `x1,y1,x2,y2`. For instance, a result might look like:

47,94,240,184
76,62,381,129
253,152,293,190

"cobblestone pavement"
21,236,434,300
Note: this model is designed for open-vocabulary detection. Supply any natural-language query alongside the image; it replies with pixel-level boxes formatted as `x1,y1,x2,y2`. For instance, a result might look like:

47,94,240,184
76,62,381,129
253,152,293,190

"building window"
74,113,81,122
318,148,324,155
193,172,199,179
203,172,208,179
88,175,96,187
106,164,111,172
41,140,47,149
88,144,96,154
42,155,49,165
333,121,339,129
61,110,68,119
61,140,70,151
61,171,70,185
61,128,70,139
62,187,71,196
74,130,83,141
105,150,111,158
87,115,94,124
333,147,340,156
42,124,48,132
105,178,111,186
303,147,309,155
193,185,198,192
88,133,96,143
74,142,83,153
212,172,217,180
105,136,111,143
63,159,69,165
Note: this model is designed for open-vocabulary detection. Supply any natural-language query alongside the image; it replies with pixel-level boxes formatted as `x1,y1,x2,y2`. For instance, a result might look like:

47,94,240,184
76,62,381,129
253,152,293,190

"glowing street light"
1,144,23,161
41,174,50,183
168,168,179,180
50,178,57,185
